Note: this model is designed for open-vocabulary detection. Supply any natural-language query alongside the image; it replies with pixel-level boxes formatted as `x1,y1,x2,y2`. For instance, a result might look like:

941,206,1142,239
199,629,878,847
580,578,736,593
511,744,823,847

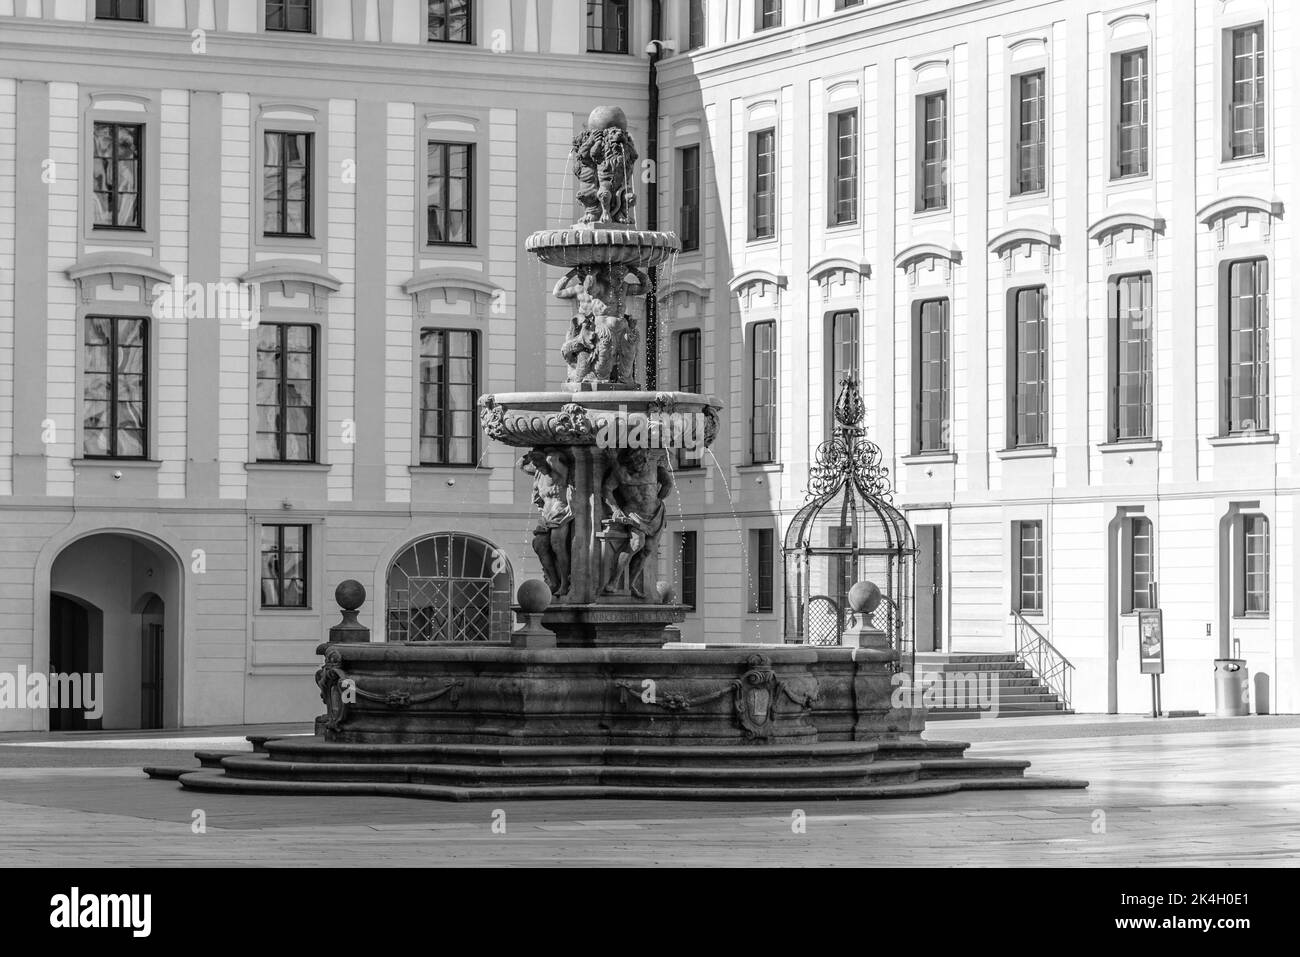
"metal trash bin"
1214,659,1251,717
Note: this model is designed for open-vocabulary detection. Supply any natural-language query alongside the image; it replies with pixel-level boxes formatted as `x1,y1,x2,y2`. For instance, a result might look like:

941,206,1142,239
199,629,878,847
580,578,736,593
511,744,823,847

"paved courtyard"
0,715,1295,867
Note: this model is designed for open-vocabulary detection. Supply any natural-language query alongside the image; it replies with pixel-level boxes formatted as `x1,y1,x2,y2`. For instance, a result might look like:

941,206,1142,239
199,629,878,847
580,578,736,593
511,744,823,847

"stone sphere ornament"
587,104,629,131
848,580,882,616
335,579,366,612
517,579,553,614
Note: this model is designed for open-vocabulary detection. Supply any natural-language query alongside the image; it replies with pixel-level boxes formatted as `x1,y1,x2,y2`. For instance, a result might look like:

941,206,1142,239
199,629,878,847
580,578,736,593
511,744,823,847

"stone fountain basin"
525,227,680,268
480,390,722,449
313,642,921,747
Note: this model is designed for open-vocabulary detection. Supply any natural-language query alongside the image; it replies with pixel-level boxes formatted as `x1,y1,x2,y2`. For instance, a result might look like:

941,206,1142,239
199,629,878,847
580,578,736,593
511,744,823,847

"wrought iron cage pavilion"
783,377,915,674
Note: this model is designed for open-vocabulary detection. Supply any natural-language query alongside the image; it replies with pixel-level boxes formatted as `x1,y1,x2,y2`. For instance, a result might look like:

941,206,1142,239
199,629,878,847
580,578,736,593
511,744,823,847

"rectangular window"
83,316,147,459
919,91,948,211
96,0,144,20
915,298,949,453
92,122,143,230
428,0,472,43
587,0,629,53
427,141,473,245
750,128,776,240
687,0,705,50
1242,514,1269,615
835,0,863,8
678,145,700,252
256,324,317,463
676,329,702,468
830,109,858,225
757,0,782,31
1112,273,1153,441
1129,516,1153,611
1226,258,1269,434
751,320,777,464
1228,24,1265,159
828,310,859,432
266,0,313,32
680,530,698,610
1115,49,1149,177
260,524,309,608
419,329,478,465
1014,70,1046,194
752,528,774,613
1011,287,1048,448
1014,520,1044,614
263,131,312,237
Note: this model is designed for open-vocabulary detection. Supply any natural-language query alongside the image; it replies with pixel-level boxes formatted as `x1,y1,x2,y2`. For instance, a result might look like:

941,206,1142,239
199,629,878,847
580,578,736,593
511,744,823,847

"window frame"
748,127,777,242
749,319,777,465
1221,257,1269,437
262,130,314,239
264,0,314,33
95,0,146,22
91,120,145,232
686,0,706,51
428,0,474,44
913,297,950,454
1109,272,1153,442
1012,69,1047,196
826,309,859,437
1126,515,1154,613
751,528,775,614
587,0,630,54
1009,285,1049,449
916,90,948,212
1111,46,1150,180
756,0,782,32
1224,22,1266,162
677,144,701,252
259,523,311,610
1238,513,1269,617
426,140,475,247
82,315,149,461
679,529,698,611
828,108,859,227
418,327,480,467
1012,519,1044,616
255,322,319,464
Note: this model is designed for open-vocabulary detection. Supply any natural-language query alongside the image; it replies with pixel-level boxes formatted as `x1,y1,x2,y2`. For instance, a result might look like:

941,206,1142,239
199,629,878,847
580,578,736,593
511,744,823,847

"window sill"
825,220,859,233
1233,613,1270,622
1008,189,1048,204
409,465,491,475
1009,612,1046,623
912,205,949,221
1107,173,1152,189
257,606,315,615
746,236,778,248
1207,433,1278,448
737,463,783,474
245,462,332,472
73,458,162,470
902,451,956,465
996,445,1056,460
1219,153,1268,171
1098,439,1162,454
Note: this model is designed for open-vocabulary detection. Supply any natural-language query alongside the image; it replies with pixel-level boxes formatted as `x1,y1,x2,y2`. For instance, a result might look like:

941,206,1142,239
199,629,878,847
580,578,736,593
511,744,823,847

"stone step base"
926,708,1076,721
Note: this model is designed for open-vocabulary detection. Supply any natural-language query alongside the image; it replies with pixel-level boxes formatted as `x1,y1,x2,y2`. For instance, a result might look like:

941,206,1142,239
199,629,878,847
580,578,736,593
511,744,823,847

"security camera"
644,39,676,55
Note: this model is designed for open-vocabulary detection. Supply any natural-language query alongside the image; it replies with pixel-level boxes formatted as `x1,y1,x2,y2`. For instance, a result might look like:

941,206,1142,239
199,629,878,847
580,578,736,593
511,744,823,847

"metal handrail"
1012,610,1074,710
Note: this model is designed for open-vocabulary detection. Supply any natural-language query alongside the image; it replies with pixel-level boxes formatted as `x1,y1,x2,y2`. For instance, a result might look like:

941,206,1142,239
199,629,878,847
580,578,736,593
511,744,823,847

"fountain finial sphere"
336,579,366,612
517,579,553,614
587,105,629,132
848,581,882,616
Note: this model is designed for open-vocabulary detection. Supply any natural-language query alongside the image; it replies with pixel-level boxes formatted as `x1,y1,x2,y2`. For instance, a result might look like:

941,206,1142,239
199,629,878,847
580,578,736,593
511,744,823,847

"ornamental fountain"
150,107,1085,800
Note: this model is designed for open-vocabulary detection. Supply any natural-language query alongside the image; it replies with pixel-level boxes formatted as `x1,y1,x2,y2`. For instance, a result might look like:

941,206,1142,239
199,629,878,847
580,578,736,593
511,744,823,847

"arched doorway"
49,533,182,730
385,533,513,642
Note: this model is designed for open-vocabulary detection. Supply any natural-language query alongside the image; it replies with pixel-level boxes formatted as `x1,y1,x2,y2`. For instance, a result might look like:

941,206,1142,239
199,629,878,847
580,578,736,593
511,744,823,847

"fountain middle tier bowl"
479,390,722,450
525,226,680,268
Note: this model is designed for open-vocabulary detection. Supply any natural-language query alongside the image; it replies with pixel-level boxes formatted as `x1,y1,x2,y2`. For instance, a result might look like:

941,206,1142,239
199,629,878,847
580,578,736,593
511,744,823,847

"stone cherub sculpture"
600,448,674,600
572,105,639,226
519,449,574,598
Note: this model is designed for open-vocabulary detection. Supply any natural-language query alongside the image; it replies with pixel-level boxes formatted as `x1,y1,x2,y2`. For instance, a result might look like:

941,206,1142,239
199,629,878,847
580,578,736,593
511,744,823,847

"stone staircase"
145,733,1086,801
913,652,1074,721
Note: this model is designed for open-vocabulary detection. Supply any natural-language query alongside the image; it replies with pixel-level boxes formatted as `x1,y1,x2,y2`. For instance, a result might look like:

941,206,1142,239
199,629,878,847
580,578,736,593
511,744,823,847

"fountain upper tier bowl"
525,225,680,268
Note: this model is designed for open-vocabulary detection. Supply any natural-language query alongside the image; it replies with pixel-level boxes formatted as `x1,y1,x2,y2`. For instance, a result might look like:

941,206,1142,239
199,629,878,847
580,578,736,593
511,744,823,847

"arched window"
385,534,513,642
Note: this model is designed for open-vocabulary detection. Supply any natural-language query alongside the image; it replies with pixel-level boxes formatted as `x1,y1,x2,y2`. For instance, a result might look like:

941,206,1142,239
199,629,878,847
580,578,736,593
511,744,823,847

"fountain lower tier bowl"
479,390,722,449
155,643,1088,800
525,226,680,268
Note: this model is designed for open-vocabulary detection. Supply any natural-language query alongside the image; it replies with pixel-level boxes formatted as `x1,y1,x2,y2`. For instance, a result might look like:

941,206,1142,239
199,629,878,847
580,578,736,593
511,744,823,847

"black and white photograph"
0,0,1292,927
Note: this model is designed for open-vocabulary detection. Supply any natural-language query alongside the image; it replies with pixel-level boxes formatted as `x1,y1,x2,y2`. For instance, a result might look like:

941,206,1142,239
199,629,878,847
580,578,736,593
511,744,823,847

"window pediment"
1089,210,1165,264
402,268,502,318
894,242,961,285
657,273,711,303
728,268,787,308
988,225,1060,273
809,256,870,298
1197,194,1284,247
66,252,174,303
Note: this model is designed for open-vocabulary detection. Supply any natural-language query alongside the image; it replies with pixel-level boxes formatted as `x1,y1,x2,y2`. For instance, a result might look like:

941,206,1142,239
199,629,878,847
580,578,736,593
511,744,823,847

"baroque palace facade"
0,0,1295,728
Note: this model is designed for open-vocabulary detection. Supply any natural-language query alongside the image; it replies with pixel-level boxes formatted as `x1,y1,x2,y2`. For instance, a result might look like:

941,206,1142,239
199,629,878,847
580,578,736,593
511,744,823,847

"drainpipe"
645,0,663,389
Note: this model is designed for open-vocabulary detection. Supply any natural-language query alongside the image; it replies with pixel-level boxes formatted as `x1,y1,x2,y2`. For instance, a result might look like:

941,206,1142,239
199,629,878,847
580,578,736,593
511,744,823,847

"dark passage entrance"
48,593,103,731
